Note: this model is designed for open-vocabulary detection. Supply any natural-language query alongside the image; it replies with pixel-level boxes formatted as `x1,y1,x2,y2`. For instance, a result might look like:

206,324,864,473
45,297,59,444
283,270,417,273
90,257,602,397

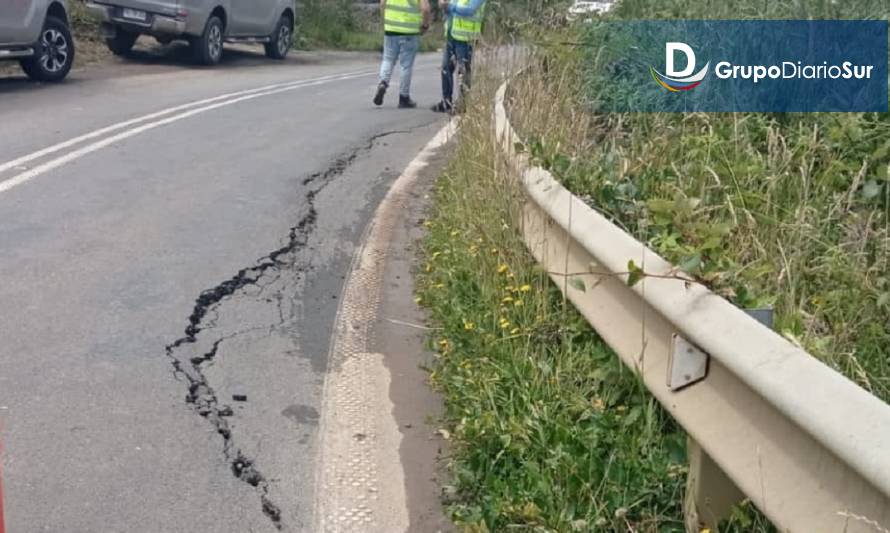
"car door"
229,0,278,36
0,0,41,45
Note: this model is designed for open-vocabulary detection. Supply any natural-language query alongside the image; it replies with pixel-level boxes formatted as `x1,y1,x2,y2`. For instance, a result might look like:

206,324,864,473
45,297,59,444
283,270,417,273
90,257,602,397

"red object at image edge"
0,433,5,533
0,464,5,533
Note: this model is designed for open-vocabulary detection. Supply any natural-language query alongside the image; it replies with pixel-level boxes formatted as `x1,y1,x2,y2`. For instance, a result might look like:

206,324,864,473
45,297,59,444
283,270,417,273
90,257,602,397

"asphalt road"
0,47,446,532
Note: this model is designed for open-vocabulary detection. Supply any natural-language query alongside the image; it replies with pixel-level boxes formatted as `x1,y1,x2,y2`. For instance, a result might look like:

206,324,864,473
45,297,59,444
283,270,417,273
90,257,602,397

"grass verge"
296,0,445,52
416,59,771,532
69,0,111,66
511,1,890,404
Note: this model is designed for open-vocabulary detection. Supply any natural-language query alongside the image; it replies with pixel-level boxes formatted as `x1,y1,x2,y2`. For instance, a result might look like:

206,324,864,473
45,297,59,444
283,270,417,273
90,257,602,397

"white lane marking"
0,69,372,176
0,70,375,195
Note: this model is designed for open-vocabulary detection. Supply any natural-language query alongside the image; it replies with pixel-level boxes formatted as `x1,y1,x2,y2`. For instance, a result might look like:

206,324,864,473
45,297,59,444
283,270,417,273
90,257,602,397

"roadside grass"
511,2,890,404
417,2,889,530
416,60,773,532
69,0,111,66
296,0,445,52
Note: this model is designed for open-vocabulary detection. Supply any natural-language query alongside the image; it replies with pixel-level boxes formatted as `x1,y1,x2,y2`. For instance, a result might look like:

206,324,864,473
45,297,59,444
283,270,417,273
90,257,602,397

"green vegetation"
68,1,109,66
417,62,773,531
513,0,890,402
417,70,686,531
296,0,445,51
419,1,888,531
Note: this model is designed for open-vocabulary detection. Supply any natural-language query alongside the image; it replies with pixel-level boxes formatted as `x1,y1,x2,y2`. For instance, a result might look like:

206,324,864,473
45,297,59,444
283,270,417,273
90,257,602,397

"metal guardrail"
494,81,890,533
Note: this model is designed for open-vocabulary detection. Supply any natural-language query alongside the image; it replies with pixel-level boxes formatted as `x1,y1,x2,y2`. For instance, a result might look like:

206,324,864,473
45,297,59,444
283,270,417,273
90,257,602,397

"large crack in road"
163,125,435,530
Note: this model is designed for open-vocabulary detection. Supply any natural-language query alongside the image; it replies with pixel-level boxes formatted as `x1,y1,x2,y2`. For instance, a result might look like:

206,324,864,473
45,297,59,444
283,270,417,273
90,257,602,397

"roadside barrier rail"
494,80,890,533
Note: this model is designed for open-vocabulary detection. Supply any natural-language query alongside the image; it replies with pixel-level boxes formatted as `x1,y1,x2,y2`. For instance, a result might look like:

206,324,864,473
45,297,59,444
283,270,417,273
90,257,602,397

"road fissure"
164,123,437,530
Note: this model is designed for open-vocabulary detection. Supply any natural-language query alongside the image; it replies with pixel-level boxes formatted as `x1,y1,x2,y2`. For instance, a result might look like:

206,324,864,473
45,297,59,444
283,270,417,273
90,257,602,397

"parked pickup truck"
0,0,75,82
85,0,296,65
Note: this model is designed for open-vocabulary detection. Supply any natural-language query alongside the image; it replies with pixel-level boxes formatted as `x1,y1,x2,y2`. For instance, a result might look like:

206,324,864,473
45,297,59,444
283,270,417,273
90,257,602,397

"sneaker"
373,81,388,106
430,101,452,113
398,95,417,109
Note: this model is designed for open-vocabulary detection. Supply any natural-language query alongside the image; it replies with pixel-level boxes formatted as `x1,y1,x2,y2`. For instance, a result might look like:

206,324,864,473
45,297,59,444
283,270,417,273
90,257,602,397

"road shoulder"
315,122,456,532
373,140,453,533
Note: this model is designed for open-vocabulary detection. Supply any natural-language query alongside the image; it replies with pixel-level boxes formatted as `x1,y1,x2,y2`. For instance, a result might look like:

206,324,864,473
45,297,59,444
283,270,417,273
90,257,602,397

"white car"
567,0,615,22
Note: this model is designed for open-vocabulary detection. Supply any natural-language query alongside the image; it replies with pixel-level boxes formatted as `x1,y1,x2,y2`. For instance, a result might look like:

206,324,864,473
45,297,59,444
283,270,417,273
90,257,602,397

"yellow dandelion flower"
450,230,459,237
514,300,523,307
491,248,498,254
510,328,521,335
497,264,509,274
414,297,423,304
463,321,476,331
431,251,442,260
507,272,515,279
500,321,511,329
520,285,532,292
616,405,627,413
434,283,445,289
502,296,514,303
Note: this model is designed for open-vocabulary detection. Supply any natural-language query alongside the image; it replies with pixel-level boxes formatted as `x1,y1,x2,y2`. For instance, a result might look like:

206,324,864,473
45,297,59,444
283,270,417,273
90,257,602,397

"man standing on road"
431,0,487,113
374,0,431,109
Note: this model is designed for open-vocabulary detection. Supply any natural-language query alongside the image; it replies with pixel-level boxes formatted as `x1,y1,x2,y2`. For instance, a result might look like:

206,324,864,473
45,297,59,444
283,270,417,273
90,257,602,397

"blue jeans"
441,38,473,106
379,34,421,97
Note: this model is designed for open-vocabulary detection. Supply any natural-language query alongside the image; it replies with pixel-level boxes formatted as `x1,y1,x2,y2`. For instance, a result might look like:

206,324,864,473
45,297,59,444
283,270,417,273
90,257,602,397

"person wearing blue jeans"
375,0,431,109
432,0,486,113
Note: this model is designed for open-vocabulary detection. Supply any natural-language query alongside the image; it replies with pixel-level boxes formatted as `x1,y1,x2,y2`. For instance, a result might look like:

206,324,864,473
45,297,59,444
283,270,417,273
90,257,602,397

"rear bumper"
84,2,187,36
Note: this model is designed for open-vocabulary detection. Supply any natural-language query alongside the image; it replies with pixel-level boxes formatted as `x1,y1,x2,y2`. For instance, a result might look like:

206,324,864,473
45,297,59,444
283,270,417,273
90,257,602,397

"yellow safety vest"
384,0,423,34
448,0,485,42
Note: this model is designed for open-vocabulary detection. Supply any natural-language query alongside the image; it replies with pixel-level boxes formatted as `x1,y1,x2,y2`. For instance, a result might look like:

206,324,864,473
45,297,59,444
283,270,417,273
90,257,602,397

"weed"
416,55,771,532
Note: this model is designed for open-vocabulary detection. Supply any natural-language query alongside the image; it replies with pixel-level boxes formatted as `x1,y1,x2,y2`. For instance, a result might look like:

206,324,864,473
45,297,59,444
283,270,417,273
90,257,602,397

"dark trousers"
441,37,473,106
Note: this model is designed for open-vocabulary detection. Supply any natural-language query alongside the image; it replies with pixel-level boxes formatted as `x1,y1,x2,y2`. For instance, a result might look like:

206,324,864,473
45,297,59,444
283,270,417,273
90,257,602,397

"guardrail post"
684,438,745,531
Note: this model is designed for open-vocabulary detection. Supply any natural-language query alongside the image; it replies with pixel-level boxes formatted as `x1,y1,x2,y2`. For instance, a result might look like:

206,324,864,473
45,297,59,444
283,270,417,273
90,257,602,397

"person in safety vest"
374,0,431,108
431,0,486,113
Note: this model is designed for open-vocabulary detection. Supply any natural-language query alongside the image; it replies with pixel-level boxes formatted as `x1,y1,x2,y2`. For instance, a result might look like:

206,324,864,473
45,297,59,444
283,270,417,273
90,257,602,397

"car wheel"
106,29,139,56
264,14,292,60
20,16,75,82
193,16,224,65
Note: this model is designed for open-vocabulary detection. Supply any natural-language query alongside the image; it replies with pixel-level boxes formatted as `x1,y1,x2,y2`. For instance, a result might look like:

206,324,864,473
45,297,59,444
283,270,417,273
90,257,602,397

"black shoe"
373,81,388,106
431,101,452,113
398,95,417,109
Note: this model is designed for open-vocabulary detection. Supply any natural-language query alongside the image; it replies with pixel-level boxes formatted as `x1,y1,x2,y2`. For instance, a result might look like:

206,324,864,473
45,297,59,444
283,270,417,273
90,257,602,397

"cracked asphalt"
0,49,446,532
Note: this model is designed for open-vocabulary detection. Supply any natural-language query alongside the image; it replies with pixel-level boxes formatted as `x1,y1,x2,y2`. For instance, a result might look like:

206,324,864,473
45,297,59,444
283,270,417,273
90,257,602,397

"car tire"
20,16,75,82
193,15,224,66
106,30,139,56
264,14,293,60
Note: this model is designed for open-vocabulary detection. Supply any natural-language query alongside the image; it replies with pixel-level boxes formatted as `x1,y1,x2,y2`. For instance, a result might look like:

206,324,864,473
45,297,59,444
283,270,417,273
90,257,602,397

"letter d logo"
666,42,696,77
651,42,710,92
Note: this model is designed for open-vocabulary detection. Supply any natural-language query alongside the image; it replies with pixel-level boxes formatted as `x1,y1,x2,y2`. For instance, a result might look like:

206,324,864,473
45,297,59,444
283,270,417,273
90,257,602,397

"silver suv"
85,0,296,65
0,0,75,82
